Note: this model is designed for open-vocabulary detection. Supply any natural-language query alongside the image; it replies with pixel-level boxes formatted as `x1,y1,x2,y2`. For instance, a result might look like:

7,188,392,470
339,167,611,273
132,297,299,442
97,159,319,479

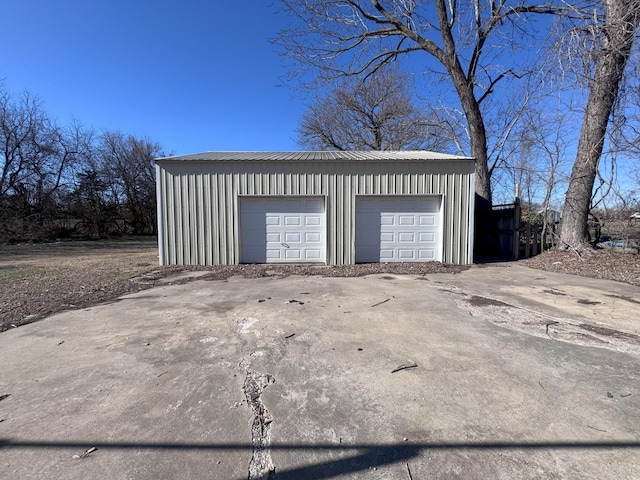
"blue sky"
0,1,635,206
0,1,302,155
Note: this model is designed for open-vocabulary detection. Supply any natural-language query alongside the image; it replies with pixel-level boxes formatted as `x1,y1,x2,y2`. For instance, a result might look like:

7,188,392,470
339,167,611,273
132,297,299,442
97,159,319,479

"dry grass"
0,238,164,331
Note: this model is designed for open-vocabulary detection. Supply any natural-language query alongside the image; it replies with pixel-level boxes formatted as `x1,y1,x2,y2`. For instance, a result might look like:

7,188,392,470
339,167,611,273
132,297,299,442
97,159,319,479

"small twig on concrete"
284,333,295,339
538,381,545,390
371,298,390,308
587,425,607,433
79,447,97,458
157,371,168,378
392,362,417,373
545,321,559,337
57,340,64,346
406,463,414,480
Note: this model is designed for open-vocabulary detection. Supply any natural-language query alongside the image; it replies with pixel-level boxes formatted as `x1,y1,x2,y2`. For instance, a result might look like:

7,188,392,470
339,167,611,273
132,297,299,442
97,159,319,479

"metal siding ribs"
155,153,475,266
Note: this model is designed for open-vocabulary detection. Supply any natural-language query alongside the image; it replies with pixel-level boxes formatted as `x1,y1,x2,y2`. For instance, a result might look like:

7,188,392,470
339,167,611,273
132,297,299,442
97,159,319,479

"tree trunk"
560,0,640,250
434,0,492,207
448,61,492,208
462,90,492,209
453,80,492,209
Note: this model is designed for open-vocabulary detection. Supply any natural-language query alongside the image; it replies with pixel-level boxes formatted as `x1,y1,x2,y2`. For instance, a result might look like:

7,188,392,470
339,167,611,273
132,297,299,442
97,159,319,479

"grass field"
0,237,161,331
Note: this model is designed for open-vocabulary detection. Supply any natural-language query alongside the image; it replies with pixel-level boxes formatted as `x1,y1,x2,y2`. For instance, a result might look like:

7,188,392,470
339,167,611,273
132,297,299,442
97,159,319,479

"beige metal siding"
156,159,475,265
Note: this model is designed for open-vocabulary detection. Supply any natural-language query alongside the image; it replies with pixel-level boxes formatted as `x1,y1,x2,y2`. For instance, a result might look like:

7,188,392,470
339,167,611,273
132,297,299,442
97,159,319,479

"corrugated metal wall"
156,159,475,265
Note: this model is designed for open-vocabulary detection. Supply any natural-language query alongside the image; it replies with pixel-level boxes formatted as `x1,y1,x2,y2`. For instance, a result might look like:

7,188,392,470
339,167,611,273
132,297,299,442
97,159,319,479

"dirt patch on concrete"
466,295,511,308
579,323,640,341
542,289,567,296
605,294,640,305
577,299,602,305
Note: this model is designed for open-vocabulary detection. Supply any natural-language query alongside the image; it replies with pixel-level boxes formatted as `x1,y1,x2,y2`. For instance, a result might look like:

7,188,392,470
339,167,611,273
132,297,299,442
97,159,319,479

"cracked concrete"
243,372,276,480
1,264,639,479
432,263,640,336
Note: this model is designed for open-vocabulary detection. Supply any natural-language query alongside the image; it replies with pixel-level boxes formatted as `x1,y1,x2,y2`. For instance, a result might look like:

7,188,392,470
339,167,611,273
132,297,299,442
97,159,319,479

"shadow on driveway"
3,438,640,479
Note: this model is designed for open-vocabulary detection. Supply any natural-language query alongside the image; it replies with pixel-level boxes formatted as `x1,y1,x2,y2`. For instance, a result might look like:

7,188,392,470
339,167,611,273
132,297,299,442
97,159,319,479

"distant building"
537,208,561,224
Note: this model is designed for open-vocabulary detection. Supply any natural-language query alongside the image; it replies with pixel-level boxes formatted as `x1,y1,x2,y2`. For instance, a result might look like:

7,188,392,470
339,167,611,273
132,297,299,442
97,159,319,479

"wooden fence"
476,199,558,260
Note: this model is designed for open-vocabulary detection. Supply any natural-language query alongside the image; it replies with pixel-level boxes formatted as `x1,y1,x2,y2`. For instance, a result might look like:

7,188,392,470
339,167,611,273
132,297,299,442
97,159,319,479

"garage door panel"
303,250,322,260
398,232,415,243
380,249,394,260
241,197,326,264
419,232,436,242
398,249,416,259
356,196,441,263
399,215,416,226
380,215,395,226
418,249,436,260
284,216,301,226
285,232,300,243
266,249,281,259
380,232,394,242
419,215,436,226
305,232,321,242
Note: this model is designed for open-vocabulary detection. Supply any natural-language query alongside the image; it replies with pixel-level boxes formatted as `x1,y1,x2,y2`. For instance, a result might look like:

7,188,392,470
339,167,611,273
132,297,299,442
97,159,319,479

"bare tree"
511,105,569,246
98,131,163,235
558,0,640,251
0,84,83,239
0,86,50,203
297,68,452,151
424,106,470,157
68,168,116,237
277,0,559,207
608,56,640,206
0,81,166,241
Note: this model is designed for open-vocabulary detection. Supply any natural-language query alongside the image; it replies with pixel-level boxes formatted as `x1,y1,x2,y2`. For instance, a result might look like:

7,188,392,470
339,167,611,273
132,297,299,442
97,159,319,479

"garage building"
154,151,475,265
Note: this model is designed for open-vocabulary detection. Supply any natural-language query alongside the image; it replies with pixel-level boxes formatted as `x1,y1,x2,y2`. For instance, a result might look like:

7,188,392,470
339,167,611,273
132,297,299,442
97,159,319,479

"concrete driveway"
1,264,639,479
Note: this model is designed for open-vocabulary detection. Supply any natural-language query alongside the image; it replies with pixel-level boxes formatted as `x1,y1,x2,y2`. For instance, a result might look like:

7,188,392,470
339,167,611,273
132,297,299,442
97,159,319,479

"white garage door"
355,196,441,262
240,197,326,264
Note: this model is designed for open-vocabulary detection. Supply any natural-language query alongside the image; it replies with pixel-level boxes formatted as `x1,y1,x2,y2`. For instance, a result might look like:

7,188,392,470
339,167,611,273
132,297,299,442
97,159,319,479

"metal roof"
155,151,473,162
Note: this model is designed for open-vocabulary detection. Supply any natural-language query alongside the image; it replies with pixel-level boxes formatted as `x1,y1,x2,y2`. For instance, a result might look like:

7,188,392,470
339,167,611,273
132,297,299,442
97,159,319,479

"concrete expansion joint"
243,370,277,480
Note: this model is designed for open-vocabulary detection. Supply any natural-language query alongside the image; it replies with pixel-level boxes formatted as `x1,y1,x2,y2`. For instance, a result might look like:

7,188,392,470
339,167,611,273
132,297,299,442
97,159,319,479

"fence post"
513,198,521,260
